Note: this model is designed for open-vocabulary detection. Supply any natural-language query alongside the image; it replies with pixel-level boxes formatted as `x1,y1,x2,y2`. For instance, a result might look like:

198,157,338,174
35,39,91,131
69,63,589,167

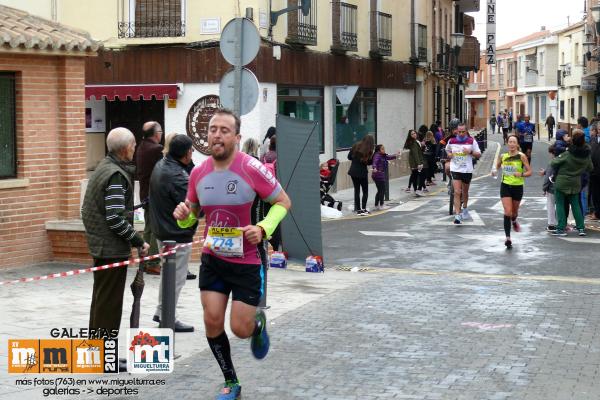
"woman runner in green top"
493,134,532,248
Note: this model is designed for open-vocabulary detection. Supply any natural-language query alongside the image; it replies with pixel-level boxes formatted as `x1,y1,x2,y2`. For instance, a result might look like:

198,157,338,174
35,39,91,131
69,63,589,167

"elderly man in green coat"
551,129,593,237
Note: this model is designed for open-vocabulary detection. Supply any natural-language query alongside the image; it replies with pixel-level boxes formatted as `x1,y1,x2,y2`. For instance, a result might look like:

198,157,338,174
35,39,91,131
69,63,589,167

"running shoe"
422,188,429,193
504,239,512,249
552,230,567,237
578,229,587,237
512,220,521,232
251,309,270,359
405,187,411,193
217,380,241,400
415,190,424,197
361,209,371,215
453,214,462,225
461,208,471,220
546,225,557,233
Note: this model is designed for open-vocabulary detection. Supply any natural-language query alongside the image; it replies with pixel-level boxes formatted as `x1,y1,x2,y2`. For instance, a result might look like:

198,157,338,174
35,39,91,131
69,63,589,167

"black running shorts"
450,172,473,184
520,142,533,153
199,253,264,307
500,182,524,201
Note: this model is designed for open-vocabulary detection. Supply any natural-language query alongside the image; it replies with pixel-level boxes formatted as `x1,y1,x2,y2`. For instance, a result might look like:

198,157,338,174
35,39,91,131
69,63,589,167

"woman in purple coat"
372,144,398,210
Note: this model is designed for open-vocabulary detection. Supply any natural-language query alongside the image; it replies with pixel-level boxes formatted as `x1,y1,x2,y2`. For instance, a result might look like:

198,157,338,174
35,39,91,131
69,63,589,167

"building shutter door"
0,73,16,178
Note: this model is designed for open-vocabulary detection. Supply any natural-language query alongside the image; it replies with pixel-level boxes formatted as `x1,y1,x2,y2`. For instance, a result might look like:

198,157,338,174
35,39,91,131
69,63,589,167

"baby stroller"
320,159,343,211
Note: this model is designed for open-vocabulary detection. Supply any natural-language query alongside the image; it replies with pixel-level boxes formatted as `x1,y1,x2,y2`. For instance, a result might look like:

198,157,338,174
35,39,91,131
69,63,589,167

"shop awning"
85,84,178,101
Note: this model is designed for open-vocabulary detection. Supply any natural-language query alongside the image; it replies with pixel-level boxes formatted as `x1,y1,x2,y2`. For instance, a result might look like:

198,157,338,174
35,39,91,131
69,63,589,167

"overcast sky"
468,0,587,48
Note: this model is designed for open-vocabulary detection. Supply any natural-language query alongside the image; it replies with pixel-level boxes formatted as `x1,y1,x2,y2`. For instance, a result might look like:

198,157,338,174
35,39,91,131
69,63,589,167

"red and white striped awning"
85,84,178,101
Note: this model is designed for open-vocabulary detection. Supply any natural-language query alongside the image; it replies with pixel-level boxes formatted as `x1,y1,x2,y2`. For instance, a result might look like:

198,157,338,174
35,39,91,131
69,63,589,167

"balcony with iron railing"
369,11,391,58
412,23,427,63
433,37,449,73
286,0,318,47
117,0,185,39
331,1,357,53
467,82,487,91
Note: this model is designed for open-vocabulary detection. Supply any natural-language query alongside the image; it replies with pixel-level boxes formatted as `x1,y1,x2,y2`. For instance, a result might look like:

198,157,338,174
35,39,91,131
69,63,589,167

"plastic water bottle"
492,167,498,179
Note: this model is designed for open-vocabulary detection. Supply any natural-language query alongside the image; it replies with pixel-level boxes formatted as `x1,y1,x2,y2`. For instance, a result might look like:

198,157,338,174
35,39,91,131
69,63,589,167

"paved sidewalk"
0,261,370,399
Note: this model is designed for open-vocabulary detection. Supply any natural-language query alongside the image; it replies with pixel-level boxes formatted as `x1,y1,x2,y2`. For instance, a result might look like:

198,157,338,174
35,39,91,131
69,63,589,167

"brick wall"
0,54,86,268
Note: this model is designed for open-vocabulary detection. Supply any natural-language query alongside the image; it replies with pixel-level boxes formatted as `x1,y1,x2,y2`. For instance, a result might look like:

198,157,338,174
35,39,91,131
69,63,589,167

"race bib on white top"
452,152,468,169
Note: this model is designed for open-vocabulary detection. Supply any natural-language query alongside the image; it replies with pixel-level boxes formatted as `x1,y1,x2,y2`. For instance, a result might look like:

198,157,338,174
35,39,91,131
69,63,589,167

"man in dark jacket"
590,126,600,220
82,127,150,372
136,121,164,275
545,113,556,140
149,135,197,332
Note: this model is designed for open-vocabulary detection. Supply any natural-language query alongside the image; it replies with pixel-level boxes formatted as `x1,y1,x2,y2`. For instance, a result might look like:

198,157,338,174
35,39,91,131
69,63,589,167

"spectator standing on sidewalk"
423,131,437,186
259,126,276,160
404,129,425,197
82,127,149,372
545,113,556,140
497,113,503,134
589,123,600,220
260,137,282,250
149,135,197,332
551,130,593,237
372,144,398,210
136,121,164,275
348,134,375,214
539,145,558,232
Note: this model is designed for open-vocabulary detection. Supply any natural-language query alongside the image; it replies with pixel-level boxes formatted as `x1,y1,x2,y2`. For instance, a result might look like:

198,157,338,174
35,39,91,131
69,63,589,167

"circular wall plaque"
186,95,221,155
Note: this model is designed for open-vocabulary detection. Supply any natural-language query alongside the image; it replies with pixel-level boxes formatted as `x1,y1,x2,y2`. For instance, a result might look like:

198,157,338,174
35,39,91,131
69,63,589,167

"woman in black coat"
347,134,375,215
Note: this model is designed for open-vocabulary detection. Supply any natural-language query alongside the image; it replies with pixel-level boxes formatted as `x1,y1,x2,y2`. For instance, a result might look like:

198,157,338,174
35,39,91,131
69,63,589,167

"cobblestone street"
140,271,600,400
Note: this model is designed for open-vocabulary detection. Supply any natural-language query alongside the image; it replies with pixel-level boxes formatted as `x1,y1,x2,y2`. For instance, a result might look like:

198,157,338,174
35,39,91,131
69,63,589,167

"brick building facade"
0,5,99,268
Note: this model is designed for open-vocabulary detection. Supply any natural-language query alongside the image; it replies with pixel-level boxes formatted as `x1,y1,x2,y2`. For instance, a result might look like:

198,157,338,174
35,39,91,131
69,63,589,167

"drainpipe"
411,0,417,128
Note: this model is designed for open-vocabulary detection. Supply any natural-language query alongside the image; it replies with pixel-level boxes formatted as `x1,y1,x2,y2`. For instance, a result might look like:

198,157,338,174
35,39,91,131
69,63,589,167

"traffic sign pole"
233,18,243,116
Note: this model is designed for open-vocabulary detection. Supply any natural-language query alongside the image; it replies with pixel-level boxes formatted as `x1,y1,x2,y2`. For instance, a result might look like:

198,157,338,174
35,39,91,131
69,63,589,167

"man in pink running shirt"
173,109,291,400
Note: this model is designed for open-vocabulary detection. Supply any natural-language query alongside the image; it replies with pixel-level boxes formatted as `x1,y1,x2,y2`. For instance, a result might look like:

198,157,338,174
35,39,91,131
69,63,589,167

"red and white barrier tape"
0,239,204,286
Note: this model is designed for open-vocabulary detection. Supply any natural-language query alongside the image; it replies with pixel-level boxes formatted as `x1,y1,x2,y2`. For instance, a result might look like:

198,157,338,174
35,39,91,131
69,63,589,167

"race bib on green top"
502,163,517,176
205,227,244,257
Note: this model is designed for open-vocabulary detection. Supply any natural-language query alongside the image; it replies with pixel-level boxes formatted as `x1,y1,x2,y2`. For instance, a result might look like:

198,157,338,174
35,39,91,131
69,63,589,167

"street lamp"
451,33,465,50
584,40,596,61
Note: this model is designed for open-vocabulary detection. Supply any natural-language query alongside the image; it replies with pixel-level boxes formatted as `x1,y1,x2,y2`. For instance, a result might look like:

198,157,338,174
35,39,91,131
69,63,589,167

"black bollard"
160,240,176,337
384,166,390,201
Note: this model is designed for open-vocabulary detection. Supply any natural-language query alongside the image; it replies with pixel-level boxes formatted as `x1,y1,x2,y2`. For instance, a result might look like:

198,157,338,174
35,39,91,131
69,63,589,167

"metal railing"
338,2,357,51
370,11,391,56
287,0,318,46
117,0,185,39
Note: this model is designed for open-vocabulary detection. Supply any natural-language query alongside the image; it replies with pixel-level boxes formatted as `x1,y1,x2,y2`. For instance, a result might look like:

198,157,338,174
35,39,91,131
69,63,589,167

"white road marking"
437,199,478,212
558,238,600,244
388,199,433,212
430,210,485,226
359,231,413,237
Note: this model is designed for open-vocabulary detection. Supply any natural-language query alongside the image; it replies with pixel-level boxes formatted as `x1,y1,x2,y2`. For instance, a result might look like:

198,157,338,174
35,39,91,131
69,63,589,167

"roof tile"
0,5,101,53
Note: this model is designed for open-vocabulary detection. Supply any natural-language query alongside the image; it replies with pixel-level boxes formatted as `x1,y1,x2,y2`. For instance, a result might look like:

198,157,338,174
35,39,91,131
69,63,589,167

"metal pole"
384,166,390,201
233,18,244,116
160,241,176,338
